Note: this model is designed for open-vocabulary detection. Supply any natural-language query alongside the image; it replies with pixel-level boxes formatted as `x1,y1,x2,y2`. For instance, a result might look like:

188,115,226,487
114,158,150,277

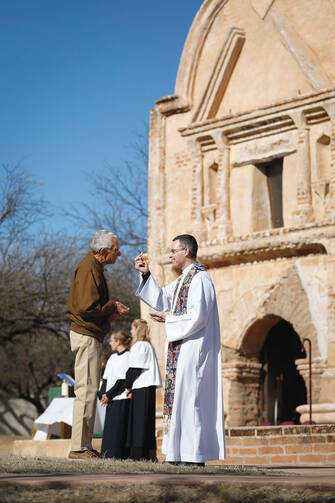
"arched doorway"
259,319,307,425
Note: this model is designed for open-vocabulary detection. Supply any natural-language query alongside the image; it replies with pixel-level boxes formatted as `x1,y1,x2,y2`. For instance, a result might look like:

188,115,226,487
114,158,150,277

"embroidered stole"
163,263,205,436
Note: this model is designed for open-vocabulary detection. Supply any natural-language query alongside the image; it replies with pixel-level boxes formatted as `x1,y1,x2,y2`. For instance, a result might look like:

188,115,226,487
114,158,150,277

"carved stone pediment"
192,27,245,123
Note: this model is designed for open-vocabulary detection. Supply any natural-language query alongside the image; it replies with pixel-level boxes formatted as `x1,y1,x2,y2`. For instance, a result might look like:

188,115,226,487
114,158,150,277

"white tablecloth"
33,397,106,440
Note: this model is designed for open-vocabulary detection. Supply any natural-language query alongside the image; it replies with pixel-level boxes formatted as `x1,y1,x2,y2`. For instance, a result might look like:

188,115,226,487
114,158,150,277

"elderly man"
135,234,225,465
67,230,129,460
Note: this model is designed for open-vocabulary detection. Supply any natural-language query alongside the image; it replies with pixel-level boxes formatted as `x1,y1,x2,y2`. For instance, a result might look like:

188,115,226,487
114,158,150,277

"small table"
33,397,106,440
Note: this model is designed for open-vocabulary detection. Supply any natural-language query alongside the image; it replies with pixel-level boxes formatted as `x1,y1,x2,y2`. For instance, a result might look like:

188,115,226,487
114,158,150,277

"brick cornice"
179,89,335,142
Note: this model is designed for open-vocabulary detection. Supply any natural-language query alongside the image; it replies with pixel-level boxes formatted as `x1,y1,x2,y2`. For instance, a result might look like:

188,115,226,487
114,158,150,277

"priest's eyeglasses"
169,247,186,254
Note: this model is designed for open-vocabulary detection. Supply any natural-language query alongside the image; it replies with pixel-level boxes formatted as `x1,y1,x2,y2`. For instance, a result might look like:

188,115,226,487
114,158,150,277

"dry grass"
2,482,335,503
0,454,282,475
1,437,334,502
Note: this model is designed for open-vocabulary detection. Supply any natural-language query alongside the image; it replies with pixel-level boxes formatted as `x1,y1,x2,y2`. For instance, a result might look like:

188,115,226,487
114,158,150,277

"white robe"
103,351,130,401
136,266,226,462
129,341,162,390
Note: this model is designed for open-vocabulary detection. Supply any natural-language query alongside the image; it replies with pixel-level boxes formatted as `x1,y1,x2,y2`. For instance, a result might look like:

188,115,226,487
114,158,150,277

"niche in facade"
200,137,218,235
255,157,284,230
316,133,331,181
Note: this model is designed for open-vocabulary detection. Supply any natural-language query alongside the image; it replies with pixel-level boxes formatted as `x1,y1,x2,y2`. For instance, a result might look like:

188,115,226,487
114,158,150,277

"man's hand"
134,253,149,274
150,312,166,323
100,394,109,406
126,389,132,399
115,301,130,315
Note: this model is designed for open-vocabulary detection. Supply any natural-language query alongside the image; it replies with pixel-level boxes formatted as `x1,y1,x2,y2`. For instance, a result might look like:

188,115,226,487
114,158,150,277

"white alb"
136,265,226,463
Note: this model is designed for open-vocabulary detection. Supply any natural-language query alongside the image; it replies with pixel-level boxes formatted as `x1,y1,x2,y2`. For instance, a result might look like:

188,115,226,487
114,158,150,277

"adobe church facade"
144,0,335,426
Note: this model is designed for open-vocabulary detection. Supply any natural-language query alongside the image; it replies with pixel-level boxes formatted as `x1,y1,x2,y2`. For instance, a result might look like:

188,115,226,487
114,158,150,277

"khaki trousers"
70,330,102,451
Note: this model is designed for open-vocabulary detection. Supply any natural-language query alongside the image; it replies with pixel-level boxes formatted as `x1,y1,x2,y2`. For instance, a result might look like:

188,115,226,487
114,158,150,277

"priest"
134,234,225,465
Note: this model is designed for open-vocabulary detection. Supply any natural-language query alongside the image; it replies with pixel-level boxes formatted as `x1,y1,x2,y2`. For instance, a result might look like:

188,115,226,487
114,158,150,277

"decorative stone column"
187,137,207,242
291,111,314,224
324,101,335,217
294,356,335,424
296,403,335,424
322,237,335,408
214,133,233,239
222,360,262,426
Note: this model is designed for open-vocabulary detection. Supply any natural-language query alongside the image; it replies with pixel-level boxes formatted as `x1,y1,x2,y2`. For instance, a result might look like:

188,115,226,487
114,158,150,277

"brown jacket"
67,252,117,342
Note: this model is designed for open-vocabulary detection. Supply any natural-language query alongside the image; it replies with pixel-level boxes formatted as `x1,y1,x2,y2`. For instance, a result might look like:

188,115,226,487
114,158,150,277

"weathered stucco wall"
146,0,335,427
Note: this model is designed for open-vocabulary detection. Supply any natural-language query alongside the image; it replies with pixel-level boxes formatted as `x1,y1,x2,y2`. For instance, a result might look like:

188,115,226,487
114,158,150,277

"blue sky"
0,0,204,233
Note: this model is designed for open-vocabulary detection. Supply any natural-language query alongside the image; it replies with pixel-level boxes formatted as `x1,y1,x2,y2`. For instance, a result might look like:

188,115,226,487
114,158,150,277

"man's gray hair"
90,230,117,253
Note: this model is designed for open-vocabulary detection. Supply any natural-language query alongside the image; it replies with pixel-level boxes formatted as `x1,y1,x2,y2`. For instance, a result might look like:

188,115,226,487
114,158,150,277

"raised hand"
134,252,149,274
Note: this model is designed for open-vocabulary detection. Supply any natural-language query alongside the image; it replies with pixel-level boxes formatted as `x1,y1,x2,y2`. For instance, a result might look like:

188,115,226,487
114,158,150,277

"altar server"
125,318,162,461
99,331,131,459
134,234,225,465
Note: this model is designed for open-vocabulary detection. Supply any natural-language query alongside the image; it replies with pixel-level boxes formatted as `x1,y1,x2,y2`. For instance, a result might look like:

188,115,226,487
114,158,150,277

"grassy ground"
0,454,277,475
1,455,335,503
2,482,335,503
1,437,335,502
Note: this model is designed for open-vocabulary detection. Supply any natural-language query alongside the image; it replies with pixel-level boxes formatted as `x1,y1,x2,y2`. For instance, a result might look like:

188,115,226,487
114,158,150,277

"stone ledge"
225,424,335,437
13,438,102,459
179,88,335,138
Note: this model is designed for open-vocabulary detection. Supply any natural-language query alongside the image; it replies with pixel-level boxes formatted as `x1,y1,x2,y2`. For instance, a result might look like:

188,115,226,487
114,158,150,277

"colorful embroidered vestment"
163,263,205,435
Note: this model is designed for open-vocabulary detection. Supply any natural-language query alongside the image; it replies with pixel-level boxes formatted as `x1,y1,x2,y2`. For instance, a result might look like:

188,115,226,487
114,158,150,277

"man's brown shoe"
68,449,101,460
90,448,102,457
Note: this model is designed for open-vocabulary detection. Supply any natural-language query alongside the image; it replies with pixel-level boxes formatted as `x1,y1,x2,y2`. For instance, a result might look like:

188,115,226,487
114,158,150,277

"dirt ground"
1,436,335,502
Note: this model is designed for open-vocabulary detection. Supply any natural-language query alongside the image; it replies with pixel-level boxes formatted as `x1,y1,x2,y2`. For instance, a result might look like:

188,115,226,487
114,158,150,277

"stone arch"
175,0,228,105
222,265,323,426
223,265,320,360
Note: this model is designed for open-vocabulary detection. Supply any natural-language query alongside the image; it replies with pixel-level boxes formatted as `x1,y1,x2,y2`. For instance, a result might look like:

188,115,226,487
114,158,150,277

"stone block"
258,445,284,455
12,438,102,458
271,455,298,464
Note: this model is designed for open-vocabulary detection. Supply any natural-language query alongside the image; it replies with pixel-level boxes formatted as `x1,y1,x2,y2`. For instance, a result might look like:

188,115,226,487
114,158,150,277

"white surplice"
129,341,162,390
136,264,225,463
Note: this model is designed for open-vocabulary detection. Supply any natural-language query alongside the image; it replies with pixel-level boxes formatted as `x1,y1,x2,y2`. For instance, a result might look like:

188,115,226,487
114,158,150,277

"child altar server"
125,319,162,461
99,331,132,459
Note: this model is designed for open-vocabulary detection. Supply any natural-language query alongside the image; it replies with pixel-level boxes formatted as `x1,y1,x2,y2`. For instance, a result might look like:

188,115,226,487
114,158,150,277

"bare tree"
0,164,47,257
0,332,74,414
66,129,148,253
0,165,78,411
0,237,78,346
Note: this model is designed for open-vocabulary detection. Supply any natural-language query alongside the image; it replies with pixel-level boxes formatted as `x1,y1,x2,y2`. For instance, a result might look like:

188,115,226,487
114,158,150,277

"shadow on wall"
0,398,38,435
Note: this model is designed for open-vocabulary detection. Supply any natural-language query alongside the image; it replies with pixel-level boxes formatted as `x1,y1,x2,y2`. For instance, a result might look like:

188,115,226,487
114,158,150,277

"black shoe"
181,462,205,467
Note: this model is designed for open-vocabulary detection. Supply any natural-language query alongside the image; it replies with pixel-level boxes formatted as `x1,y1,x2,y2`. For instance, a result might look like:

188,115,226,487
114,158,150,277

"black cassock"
125,369,157,461
99,349,130,460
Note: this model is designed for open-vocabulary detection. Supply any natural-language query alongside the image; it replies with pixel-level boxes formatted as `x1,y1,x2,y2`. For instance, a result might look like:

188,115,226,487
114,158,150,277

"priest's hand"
101,394,109,406
134,252,149,274
150,312,166,323
126,389,132,399
115,301,130,315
